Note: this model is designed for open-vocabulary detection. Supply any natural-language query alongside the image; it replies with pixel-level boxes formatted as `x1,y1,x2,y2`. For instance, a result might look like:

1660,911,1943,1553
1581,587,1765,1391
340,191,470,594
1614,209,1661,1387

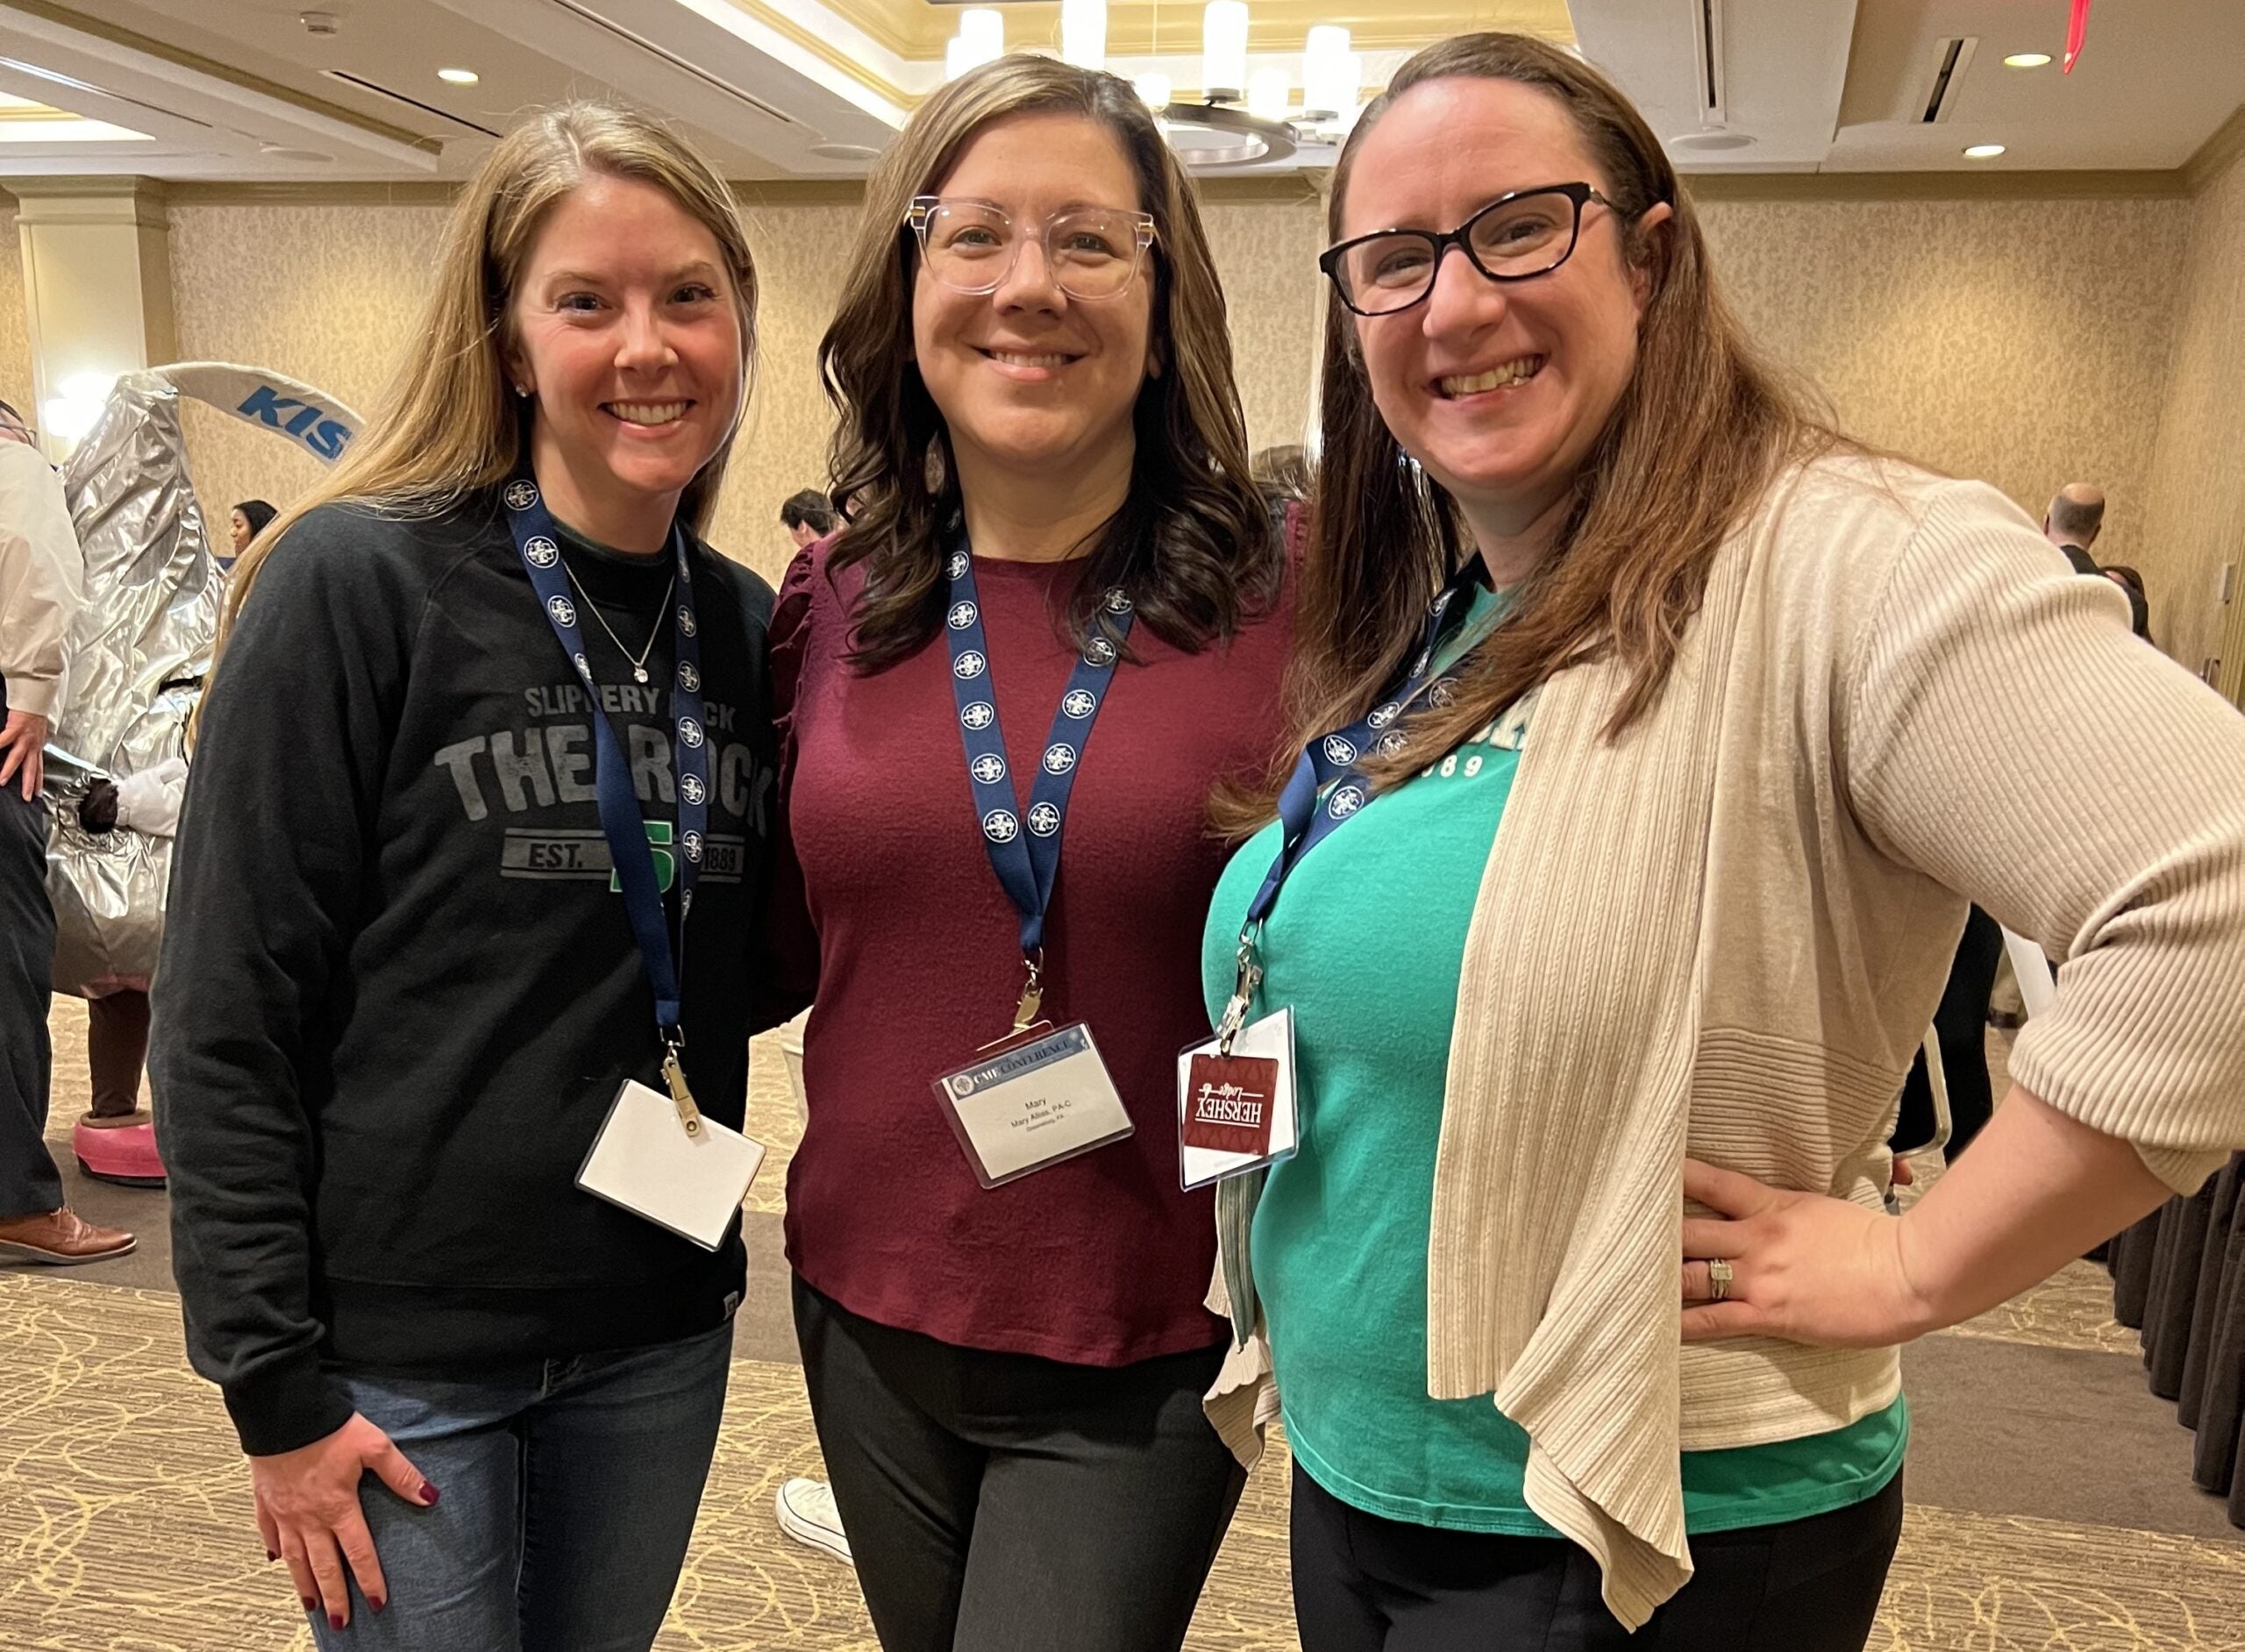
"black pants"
0,783,62,1219
792,1276,1244,1652
1291,1461,1904,1652
1892,904,2005,1158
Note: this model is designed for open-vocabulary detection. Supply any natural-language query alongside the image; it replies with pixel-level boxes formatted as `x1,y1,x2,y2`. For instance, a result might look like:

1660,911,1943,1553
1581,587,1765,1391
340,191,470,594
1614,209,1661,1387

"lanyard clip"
1011,951,1045,1034
659,1031,702,1137
1215,932,1264,1057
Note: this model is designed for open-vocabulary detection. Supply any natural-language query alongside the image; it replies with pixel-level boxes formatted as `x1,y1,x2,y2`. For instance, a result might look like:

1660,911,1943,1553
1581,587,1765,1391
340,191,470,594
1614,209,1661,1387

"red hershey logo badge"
1182,1053,1278,1156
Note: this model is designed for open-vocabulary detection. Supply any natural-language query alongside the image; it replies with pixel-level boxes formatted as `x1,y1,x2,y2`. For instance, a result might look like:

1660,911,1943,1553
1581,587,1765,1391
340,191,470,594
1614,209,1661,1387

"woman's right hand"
249,1412,438,1630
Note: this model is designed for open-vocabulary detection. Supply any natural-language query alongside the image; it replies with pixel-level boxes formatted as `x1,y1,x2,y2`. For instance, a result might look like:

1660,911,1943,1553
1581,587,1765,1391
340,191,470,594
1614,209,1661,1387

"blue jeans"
308,1318,734,1651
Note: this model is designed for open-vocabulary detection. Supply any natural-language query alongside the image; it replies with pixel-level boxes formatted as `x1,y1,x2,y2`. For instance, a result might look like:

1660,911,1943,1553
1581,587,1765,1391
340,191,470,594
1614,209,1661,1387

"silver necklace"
562,559,674,684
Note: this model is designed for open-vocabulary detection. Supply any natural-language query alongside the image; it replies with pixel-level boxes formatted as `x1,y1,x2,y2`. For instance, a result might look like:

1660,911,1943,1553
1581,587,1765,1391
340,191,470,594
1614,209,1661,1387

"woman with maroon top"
761,54,1289,1652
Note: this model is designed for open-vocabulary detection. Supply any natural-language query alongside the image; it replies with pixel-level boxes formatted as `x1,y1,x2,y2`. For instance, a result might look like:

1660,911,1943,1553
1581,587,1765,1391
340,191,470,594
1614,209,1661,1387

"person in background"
68,758,191,1188
2102,563,2152,642
1251,444,1312,503
2042,482,2106,574
780,487,838,550
154,103,772,1648
0,397,135,1265
1202,32,2245,1647
225,498,277,570
765,53,1288,1652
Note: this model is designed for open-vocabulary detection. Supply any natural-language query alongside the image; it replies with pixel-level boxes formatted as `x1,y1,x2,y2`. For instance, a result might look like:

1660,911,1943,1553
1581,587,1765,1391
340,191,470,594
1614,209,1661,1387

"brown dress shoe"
0,1207,137,1264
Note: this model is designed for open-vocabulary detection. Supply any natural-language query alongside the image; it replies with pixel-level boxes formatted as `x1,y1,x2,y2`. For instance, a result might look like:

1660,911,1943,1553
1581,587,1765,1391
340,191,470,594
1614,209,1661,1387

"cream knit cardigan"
1206,452,2245,1627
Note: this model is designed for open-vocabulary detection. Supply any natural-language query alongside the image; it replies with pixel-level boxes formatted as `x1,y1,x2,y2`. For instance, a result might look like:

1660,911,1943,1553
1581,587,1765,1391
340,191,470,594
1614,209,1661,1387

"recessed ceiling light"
2003,52,2053,68
1963,143,2006,160
438,68,479,85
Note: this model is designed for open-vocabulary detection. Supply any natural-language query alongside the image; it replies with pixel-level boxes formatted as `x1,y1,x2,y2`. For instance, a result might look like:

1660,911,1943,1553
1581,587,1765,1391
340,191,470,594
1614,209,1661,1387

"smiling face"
507,172,745,548
911,112,1158,491
1339,76,1667,533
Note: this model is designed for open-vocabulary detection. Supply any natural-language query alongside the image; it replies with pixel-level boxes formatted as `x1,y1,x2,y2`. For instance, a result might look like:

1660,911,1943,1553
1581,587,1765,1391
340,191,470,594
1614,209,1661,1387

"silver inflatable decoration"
43,363,360,993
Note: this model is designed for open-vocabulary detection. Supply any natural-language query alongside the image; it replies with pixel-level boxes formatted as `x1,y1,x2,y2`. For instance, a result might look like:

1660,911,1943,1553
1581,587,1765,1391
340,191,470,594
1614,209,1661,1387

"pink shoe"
74,1115,167,1188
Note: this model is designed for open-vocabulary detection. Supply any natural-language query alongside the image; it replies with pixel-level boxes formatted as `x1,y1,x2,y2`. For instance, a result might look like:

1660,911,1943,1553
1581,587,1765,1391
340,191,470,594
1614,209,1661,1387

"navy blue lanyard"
1243,553,1490,931
944,537,1132,973
502,475,710,1051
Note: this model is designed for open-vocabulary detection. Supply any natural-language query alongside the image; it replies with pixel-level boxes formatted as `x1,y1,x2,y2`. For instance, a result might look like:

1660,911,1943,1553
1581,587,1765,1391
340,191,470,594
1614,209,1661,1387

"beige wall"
2138,149,2245,682
0,185,2216,626
0,201,30,420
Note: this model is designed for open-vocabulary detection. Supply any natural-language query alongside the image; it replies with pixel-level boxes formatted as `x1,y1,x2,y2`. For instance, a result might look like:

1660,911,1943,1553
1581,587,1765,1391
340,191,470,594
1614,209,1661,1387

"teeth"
1439,358,1543,397
989,352,1071,368
607,401,688,425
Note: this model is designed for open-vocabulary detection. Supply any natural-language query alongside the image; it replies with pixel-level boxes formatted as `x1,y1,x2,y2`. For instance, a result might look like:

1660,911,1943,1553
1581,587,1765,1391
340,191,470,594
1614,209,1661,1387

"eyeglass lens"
1336,189,1586,315
919,202,1146,300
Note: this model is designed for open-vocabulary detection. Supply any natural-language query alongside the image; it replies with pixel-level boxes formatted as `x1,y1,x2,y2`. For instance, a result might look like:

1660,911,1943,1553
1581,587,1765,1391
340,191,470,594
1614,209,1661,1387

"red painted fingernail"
266,1549,278,1562
301,1598,318,1613
330,1613,346,1631
371,1597,387,1614
420,1484,440,1506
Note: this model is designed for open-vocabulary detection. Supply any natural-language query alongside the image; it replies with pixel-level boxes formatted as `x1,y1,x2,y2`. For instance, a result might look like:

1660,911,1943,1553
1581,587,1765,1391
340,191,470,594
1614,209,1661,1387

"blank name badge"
578,1079,766,1250
932,1022,1136,1189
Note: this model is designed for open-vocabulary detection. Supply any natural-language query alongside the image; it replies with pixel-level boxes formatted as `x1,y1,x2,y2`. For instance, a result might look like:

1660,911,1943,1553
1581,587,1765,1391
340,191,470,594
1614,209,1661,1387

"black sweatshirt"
153,491,775,1456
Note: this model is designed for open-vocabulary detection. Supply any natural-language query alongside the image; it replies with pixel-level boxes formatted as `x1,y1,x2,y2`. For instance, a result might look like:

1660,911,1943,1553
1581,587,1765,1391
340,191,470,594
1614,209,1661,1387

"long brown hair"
212,102,758,672
1222,32,1828,826
818,53,1276,672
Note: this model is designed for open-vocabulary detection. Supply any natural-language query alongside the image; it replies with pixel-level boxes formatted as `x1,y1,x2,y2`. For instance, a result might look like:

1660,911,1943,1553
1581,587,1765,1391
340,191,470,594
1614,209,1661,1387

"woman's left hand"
1678,1159,1942,1348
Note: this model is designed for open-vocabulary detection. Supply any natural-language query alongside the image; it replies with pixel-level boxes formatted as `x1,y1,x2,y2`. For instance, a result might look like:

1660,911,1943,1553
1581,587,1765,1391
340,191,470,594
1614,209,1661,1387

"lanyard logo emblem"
1083,636,1118,666
681,773,707,806
948,602,979,630
961,701,996,730
1042,743,1078,774
547,595,576,628
948,552,970,579
1322,735,1358,765
573,652,593,681
678,717,704,748
677,604,697,638
680,661,701,691
1327,784,1367,820
954,650,988,680
524,536,560,568
1026,801,1062,837
504,480,539,510
1061,689,1098,719
1103,588,1133,614
983,809,1019,843
972,754,1007,784
1368,701,1401,729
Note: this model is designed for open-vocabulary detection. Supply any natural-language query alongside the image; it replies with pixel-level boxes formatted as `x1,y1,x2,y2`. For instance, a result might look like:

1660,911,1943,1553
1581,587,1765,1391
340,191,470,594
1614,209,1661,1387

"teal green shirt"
1201,587,1906,1536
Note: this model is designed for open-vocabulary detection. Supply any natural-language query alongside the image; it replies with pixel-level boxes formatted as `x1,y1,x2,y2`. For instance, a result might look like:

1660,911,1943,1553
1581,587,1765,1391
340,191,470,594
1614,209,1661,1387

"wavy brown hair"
819,53,1276,671
210,102,758,683
1218,32,1830,828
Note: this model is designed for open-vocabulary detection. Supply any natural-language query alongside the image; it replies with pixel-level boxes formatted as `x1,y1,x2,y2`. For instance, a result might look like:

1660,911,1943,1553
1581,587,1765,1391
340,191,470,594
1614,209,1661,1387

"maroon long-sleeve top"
766,538,1293,1365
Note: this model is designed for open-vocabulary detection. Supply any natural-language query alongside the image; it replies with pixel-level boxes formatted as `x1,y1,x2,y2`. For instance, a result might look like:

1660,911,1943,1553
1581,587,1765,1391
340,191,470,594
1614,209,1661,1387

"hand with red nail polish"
248,1412,437,1632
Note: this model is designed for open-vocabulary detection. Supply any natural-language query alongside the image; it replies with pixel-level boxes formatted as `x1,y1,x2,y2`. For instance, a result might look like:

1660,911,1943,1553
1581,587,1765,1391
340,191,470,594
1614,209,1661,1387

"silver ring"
1707,1258,1734,1302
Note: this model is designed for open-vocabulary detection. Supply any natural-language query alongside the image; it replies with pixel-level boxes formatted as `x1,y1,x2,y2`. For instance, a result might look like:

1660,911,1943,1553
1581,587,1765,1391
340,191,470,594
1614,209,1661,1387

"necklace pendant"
633,665,650,684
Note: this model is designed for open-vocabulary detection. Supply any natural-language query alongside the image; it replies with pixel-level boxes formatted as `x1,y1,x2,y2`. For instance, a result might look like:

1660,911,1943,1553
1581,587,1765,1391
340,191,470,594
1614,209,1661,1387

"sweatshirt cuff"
222,1349,356,1457
3,676,59,718
2135,1141,2228,1198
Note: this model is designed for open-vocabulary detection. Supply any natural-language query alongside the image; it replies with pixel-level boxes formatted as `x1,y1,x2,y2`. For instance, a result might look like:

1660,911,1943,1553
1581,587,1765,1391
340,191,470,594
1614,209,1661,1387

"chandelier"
940,2,1365,169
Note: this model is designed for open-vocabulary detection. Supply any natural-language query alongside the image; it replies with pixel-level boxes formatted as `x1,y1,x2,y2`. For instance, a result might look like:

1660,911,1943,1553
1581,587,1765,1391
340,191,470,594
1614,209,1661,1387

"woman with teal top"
1199,32,2245,1651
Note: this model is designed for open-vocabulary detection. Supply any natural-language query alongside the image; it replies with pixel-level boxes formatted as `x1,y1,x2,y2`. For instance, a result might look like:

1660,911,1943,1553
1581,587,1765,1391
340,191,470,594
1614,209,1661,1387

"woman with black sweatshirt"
153,104,773,1650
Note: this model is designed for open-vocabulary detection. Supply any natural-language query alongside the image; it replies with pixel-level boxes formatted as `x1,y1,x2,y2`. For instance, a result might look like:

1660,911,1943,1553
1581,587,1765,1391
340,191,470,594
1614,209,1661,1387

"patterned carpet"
7,1005,2245,1650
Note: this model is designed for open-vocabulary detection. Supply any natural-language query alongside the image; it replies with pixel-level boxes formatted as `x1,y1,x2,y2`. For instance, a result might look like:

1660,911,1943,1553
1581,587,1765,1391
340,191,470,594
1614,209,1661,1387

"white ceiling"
0,0,2234,183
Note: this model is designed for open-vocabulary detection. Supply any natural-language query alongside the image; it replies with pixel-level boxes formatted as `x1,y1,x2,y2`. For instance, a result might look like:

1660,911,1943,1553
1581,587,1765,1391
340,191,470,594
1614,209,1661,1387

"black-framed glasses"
1319,182,1615,317
907,196,1158,302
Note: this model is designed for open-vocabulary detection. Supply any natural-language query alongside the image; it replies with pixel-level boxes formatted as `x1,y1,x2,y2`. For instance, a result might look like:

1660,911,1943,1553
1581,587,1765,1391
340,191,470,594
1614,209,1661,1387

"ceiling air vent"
322,71,501,138
1920,36,1980,124
1692,0,1727,125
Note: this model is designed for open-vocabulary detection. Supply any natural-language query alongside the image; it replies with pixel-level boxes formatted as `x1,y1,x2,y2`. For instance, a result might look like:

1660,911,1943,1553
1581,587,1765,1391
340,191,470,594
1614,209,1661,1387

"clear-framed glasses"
907,196,1158,303
1318,182,1615,317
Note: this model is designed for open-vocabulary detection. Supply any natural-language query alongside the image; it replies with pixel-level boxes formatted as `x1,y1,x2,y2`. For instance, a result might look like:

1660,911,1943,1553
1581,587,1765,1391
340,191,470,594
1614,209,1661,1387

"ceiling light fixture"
437,68,479,85
2002,52,2052,68
943,7,1004,80
1963,143,2006,159
1245,68,1290,124
1301,25,1358,123
1201,1,1249,103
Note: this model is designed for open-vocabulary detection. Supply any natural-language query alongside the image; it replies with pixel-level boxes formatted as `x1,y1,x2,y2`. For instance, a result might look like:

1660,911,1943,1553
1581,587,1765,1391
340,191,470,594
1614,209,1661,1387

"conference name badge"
1176,1007,1298,1190
933,1022,1136,1189
578,1079,766,1250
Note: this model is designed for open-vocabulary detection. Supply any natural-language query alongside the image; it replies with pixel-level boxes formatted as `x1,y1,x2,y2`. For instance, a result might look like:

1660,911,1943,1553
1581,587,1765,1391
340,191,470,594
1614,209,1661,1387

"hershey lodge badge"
1175,1007,1299,1190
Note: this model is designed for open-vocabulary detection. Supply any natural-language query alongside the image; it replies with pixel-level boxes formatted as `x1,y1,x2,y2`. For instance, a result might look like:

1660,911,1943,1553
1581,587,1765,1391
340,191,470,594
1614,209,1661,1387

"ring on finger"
1707,1257,1734,1302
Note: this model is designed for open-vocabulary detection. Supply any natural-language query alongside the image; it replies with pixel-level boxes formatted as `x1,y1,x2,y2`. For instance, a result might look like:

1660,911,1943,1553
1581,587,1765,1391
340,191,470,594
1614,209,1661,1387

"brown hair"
213,102,758,671
818,53,1275,672
1221,32,1829,826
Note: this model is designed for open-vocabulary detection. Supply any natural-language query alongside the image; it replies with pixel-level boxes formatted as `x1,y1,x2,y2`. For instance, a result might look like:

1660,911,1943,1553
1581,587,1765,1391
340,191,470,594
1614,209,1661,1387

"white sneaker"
775,1476,853,1565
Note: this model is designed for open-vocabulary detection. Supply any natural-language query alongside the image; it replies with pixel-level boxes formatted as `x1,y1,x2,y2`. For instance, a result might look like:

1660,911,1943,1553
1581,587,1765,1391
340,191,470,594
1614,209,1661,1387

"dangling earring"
923,438,948,495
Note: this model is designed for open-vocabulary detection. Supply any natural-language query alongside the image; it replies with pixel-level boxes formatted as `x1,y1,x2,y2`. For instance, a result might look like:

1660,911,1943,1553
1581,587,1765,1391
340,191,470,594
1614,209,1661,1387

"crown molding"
2182,102,2245,196
1683,169,2194,203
